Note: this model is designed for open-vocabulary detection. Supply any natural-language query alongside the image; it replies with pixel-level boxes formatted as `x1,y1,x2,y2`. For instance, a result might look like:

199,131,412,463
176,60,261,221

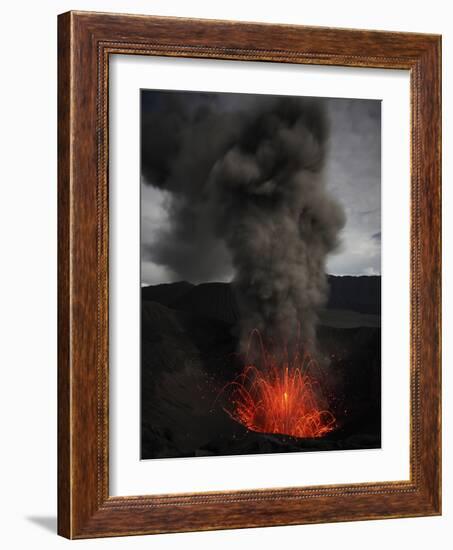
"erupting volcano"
222,330,336,439
140,90,382,460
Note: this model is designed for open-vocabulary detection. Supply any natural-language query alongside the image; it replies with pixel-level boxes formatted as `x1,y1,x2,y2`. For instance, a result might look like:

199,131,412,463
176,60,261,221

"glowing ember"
223,331,336,438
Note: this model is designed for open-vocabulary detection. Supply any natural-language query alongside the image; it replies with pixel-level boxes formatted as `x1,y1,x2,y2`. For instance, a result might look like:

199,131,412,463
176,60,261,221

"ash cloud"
141,91,345,351
141,92,240,283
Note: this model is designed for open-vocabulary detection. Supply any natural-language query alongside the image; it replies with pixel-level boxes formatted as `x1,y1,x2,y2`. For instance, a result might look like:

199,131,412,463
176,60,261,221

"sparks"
222,330,336,438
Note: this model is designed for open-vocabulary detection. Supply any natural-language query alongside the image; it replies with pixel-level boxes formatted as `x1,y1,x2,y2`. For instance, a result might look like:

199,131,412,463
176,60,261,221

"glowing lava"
223,331,336,439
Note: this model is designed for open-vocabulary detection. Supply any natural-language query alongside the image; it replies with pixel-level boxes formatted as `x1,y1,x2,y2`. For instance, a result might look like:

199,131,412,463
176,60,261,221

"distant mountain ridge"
326,275,380,314
142,275,380,325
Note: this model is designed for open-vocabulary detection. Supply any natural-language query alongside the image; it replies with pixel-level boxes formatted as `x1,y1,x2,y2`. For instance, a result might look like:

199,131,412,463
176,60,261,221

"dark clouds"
324,99,381,275
141,90,381,284
141,91,241,282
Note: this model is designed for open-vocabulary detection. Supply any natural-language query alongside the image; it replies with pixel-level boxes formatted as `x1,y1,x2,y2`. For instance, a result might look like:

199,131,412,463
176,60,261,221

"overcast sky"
141,91,381,285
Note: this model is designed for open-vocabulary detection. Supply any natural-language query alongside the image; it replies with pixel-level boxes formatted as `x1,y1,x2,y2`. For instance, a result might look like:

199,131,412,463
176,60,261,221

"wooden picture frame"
58,10,441,539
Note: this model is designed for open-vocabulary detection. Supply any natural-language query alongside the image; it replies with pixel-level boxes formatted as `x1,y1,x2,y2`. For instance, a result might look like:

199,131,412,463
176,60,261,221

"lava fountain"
222,330,336,439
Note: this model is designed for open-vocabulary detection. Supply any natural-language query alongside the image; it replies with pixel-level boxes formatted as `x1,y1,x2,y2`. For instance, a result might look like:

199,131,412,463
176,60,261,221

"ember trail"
222,330,336,439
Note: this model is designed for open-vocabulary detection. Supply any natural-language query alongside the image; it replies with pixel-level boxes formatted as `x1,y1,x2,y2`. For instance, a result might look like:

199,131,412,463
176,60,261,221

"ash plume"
142,92,345,353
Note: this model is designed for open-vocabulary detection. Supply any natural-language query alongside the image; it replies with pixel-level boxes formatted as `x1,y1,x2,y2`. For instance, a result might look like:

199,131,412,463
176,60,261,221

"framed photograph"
58,11,441,538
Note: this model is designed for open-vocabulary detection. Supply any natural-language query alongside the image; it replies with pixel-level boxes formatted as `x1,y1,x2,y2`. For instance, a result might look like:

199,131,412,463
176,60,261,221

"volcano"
141,276,381,459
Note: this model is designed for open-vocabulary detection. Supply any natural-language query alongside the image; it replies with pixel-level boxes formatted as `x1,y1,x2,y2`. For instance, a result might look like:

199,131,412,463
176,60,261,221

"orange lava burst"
223,331,336,439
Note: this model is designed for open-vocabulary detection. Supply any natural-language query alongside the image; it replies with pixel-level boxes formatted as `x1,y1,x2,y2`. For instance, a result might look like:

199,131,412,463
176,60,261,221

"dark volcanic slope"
171,282,240,325
141,300,239,459
141,280,193,307
141,276,381,459
142,281,239,324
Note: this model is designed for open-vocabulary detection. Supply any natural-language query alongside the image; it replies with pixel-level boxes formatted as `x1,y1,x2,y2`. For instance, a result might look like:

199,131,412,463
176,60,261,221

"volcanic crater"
141,275,381,459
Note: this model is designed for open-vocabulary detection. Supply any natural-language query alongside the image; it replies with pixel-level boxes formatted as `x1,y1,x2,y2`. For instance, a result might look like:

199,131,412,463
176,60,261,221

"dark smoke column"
141,92,345,356
208,98,345,354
